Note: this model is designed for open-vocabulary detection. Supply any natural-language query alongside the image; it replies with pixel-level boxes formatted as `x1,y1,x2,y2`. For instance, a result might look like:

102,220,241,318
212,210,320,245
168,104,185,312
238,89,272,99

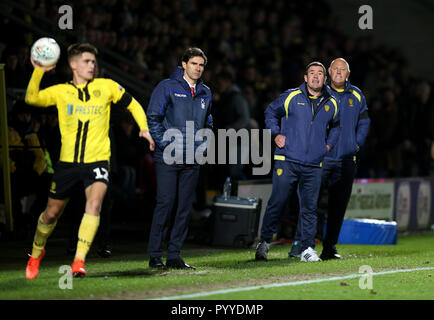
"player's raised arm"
25,58,57,107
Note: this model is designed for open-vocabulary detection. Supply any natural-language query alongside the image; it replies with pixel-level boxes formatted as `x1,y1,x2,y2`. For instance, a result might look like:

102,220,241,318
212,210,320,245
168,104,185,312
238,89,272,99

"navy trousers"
295,159,357,248
320,159,357,249
260,160,322,251
147,158,200,260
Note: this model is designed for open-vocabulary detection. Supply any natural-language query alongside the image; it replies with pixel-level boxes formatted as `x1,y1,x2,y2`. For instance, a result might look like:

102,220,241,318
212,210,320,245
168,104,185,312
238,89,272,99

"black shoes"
67,245,112,258
149,257,167,269
97,245,112,258
288,241,302,258
320,246,342,260
149,257,196,270
166,257,196,270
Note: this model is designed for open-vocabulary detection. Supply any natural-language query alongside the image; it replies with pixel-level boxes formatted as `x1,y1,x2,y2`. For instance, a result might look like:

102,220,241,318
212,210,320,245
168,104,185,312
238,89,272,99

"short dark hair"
305,61,326,75
182,47,208,65
67,43,98,61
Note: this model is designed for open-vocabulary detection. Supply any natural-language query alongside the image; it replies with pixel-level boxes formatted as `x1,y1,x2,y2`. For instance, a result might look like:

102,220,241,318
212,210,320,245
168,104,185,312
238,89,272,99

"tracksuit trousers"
319,159,357,249
294,159,357,248
260,160,322,251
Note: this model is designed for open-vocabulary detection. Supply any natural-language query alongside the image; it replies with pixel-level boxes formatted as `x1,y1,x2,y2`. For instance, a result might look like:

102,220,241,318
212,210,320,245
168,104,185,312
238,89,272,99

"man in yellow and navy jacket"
255,61,340,262
319,58,370,260
289,58,370,260
288,58,370,260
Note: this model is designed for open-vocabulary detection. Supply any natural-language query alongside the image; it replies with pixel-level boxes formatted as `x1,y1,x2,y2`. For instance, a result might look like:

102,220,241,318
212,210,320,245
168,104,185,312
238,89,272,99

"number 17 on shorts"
93,167,109,181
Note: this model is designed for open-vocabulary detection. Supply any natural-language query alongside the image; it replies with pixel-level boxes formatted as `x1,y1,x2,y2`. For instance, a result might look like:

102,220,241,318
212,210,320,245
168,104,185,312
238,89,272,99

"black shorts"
49,161,110,199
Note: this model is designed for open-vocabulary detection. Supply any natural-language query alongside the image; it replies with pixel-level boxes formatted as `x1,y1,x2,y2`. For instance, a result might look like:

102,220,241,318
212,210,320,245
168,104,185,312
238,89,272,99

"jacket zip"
305,95,330,155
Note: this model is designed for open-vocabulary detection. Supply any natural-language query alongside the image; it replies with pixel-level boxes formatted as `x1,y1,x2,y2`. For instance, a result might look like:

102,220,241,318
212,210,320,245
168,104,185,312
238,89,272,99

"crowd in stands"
1,0,434,238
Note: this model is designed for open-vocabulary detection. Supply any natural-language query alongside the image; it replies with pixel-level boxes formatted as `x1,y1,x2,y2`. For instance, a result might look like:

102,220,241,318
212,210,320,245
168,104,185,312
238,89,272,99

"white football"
30,37,61,67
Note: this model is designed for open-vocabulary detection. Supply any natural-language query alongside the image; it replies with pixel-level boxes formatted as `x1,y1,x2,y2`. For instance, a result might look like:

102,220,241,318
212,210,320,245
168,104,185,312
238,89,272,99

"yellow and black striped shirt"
25,68,149,163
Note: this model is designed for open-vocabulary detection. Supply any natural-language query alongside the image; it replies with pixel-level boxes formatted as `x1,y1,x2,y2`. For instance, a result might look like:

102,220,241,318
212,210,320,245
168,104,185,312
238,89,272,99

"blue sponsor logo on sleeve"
67,104,74,115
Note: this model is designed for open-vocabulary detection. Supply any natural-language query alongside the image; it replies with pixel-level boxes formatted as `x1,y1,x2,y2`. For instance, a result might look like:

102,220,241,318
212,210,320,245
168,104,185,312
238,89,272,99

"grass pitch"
0,232,433,300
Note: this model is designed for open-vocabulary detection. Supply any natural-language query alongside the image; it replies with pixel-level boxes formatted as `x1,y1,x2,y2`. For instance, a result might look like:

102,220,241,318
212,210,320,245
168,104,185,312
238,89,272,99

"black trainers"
288,241,302,258
255,241,270,261
149,257,167,269
320,246,342,260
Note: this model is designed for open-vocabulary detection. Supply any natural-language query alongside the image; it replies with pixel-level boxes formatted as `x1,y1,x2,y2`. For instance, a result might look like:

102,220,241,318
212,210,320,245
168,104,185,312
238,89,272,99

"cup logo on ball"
31,37,61,67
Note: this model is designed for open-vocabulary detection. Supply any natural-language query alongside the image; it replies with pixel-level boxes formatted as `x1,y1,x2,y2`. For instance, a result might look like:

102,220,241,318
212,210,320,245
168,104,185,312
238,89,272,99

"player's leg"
26,198,69,279
72,162,109,277
33,198,69,255
26,162,77,279
72,182,107,268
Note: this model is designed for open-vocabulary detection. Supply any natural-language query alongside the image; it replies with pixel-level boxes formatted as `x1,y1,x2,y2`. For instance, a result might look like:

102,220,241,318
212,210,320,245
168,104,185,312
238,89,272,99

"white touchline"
150,267,434,300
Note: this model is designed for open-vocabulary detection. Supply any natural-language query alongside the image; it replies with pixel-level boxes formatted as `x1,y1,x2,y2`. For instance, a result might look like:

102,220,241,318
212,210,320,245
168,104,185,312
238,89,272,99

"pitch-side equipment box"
212,196,262,248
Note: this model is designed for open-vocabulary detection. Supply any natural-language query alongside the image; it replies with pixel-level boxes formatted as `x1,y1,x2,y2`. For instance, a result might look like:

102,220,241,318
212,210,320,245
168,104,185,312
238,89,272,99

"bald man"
318,58,370,259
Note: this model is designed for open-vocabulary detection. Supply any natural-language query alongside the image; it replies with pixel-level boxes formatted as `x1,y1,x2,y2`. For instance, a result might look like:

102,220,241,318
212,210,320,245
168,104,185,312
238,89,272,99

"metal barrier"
0,64,13,232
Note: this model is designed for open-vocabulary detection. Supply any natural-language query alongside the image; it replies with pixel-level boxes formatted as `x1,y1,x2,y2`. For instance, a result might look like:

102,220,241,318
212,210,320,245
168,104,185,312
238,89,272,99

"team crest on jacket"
201,98,205,109
93,90,101,97
277,168,283,176
348,98,353,106
50,182,56,194
324,105,330,112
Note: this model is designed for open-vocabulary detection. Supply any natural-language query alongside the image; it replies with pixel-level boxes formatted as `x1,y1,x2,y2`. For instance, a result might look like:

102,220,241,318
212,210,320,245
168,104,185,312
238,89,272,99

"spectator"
213,70,251,183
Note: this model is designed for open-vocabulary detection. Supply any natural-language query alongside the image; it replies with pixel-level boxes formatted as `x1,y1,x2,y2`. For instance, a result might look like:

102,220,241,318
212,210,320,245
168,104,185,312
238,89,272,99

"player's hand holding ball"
30,37,60,72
